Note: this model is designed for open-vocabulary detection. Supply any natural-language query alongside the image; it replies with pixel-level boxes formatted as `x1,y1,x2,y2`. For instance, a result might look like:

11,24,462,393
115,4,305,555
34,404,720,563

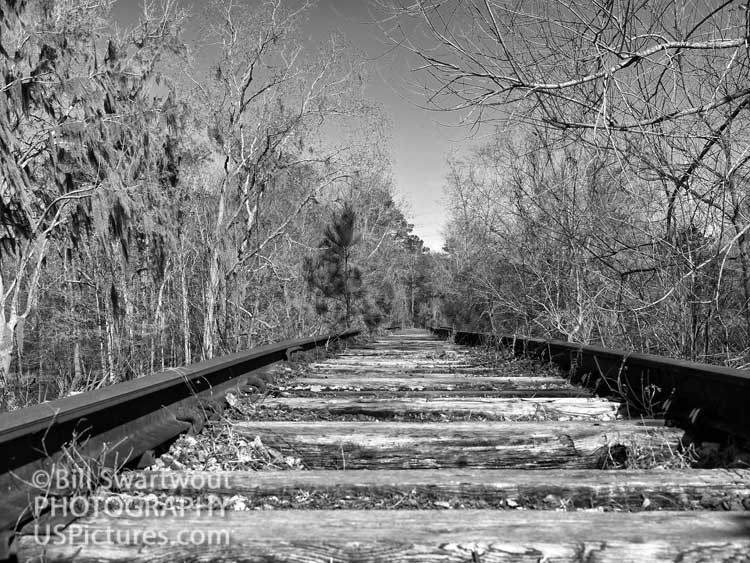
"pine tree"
304,203,363,328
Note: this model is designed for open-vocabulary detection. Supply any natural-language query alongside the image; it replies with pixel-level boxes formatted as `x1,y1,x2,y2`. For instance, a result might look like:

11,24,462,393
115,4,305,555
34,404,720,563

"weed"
597,429,697,470
586,355,671,419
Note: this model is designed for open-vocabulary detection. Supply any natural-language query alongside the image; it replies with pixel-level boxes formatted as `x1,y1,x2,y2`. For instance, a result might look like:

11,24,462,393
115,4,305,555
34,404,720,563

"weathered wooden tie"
232,420,681,469
18,511,750,562
256,396,619,419
112,468,750,510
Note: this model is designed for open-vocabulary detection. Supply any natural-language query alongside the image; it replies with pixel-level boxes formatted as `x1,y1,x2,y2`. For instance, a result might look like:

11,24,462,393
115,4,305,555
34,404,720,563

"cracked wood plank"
259,397,618,420
19,510,750,562
277,389,591,399
232,420,682,469
116,468,750,510
287,376,573,390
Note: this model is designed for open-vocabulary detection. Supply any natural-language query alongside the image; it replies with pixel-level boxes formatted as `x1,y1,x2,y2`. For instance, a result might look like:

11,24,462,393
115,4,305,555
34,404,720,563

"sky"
112,0,478,252
300,0,475,252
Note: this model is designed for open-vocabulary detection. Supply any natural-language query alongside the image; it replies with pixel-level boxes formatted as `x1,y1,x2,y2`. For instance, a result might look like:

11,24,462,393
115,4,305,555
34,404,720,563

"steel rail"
430,327,750,442
0,330,358,554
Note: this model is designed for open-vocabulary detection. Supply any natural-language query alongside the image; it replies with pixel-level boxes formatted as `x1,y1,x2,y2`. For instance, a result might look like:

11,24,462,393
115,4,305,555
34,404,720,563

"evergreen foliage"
304,203,364,328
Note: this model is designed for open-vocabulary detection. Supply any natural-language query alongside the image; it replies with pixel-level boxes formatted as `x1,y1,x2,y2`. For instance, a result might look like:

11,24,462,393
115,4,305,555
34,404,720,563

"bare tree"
0,0,182,402
391,0,750,363
388,1,749,129
184,0,360,358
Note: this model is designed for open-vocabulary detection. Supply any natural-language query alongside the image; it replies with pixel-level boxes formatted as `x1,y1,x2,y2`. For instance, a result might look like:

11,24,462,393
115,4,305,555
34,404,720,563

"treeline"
403,0,750,367
0,1,433,409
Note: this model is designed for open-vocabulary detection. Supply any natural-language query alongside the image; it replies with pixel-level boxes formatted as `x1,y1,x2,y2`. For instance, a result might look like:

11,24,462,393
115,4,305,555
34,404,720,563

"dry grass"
597,432,698,470
149,423,305,472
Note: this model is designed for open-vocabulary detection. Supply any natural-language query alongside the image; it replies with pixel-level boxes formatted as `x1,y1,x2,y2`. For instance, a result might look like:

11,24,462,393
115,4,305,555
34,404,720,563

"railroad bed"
18,329,750,562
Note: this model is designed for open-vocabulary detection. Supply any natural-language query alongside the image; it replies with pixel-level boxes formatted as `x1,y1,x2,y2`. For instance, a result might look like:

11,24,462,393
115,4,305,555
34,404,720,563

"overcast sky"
113,0,477,252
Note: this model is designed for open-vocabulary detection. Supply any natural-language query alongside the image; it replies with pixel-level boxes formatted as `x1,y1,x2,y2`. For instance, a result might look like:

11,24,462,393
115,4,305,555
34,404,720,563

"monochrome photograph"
1,1,749,561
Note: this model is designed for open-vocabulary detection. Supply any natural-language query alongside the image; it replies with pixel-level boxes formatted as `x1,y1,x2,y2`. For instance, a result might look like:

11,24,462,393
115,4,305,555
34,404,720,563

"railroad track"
8,328,750,561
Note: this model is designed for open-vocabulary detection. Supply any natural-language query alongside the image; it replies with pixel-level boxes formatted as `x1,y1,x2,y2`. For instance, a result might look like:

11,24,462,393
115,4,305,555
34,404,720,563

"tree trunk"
157,278,167,371
727,175,750,341
95,286,108,384
344,251,351,328
73,342,82,387
0,312,18,386
63,253,83,387
203,179,228,360
103,285,117,384
203,257,220,360
180,252,191,366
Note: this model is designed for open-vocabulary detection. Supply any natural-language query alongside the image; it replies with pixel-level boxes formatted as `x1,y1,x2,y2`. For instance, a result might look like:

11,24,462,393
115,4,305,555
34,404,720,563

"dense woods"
0,0,434,409
6,0,750,410
398,0,750,367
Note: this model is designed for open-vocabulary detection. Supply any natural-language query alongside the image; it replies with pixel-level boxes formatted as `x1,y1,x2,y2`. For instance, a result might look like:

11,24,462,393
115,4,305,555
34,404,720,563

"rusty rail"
430,327,750,442
0,330,359,552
